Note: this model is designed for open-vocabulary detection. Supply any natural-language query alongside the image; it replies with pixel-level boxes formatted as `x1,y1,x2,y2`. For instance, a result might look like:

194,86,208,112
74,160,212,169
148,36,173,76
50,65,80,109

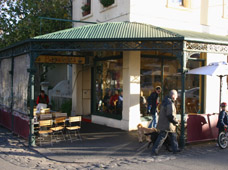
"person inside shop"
109,90,119,113
151,89,181,156
116,90,123,115
140,90,147,116
147,86,161,128
216,102,228,136
36,90,49,111
103,89,112,113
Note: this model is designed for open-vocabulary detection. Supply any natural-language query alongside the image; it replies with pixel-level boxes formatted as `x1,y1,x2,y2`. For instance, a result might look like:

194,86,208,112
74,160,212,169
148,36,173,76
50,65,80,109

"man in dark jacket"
147,86,161,128
151,89,180,156
217,102,228,134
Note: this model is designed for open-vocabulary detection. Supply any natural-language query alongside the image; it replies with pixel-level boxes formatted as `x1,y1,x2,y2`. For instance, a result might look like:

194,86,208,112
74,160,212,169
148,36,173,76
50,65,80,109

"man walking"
151,89,180,155
147,86,161,128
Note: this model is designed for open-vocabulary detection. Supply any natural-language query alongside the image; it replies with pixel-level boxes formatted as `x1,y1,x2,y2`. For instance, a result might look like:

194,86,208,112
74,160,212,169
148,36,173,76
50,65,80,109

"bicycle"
218,127,228,149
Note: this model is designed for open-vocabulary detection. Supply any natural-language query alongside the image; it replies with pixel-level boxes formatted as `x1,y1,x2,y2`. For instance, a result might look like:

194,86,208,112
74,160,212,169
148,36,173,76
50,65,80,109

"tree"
0,0,72,49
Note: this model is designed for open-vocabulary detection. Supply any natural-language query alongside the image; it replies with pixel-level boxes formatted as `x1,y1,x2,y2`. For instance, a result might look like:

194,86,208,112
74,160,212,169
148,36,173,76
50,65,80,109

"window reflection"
141,57,202,116
95,59,123,119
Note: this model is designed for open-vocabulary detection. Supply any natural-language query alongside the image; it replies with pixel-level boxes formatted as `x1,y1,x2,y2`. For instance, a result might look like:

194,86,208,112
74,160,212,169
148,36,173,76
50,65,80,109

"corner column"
121,51,141,130
72,64,83,115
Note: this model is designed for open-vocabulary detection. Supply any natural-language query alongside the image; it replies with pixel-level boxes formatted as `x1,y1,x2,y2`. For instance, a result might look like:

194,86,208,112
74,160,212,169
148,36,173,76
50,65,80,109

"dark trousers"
151,130,179,154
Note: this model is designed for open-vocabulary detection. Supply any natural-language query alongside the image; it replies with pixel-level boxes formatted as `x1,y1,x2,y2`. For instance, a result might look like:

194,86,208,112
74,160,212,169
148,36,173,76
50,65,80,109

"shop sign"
35,55,85,64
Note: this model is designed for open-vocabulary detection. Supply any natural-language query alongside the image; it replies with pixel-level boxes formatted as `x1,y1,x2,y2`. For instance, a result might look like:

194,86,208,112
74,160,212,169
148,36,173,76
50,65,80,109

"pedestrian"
216,102,228,136
151,89,180,156
147,86,161,128
36,90,49,105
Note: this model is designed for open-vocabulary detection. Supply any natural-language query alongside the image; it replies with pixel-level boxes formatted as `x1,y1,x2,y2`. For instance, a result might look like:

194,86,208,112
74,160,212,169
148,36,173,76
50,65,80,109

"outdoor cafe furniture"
52,112,67,118
51,117,66,141
65,116,82,142
37,119,53,146
39,114,52,120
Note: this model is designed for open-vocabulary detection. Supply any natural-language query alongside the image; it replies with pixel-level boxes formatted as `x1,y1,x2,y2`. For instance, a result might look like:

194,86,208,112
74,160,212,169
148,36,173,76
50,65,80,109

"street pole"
28,51,37,147
180,48,187,149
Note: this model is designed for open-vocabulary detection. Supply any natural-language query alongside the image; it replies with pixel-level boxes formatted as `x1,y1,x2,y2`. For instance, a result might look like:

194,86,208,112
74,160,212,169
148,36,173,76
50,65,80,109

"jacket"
216,110,228,129
147,91,159,115
156,96,178,132
36,95,49,105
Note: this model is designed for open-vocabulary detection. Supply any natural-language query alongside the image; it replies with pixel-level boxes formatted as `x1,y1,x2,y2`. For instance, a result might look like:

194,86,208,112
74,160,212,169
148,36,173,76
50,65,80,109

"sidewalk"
0,123,219,170
33,121,143,163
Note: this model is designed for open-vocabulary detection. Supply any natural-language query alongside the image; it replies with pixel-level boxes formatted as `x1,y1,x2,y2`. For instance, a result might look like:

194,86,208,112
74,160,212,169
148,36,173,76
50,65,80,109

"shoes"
173,149,181,154
151,151,158,156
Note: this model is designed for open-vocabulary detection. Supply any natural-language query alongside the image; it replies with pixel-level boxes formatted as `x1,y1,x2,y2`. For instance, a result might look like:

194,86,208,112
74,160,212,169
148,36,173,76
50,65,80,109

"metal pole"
38,17,97,24
219,76,222,112
28,70,36,147
28,51,37,147
180,48,187,149
180,71,186,149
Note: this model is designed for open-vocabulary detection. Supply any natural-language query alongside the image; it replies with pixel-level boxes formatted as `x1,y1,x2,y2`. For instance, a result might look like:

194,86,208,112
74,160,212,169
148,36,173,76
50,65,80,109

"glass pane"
171,0,183,5
163,60,181,96
168,0,185,7
185,60,201,113
140,58,162,117
95,59,123,118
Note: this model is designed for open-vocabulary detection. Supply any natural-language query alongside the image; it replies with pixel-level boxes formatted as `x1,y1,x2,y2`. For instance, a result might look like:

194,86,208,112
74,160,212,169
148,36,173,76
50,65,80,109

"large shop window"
140,57,202,117
95,59,123,119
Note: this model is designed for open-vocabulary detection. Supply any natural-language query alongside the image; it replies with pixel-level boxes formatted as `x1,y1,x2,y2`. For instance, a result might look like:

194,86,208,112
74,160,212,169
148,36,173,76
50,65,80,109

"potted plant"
100,0,114,7
81,3,90,16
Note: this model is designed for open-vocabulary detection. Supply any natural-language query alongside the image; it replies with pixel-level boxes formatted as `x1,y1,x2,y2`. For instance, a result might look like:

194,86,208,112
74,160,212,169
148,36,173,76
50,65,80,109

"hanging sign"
35,55,85,64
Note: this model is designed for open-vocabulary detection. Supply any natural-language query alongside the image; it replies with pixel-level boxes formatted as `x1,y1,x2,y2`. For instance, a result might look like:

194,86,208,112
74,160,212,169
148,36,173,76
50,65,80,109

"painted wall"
72,64,91,116
73,0,228,35
72,0,130,27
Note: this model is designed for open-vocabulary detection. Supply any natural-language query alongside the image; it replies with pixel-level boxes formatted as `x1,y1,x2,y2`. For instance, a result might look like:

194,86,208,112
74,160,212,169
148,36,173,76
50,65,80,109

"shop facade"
1,22,228,147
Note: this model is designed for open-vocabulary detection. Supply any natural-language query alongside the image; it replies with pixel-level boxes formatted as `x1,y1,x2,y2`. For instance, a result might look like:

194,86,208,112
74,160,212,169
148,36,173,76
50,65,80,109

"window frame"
166,0,191,9
99,0,117,13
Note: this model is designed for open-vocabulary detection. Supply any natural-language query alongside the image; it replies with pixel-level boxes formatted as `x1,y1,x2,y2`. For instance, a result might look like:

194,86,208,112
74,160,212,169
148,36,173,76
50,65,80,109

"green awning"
34,22,228,45
34,22,183,40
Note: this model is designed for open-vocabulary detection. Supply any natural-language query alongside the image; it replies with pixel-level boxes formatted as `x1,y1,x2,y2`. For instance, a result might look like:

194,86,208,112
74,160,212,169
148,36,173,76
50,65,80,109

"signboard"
35,55,85,64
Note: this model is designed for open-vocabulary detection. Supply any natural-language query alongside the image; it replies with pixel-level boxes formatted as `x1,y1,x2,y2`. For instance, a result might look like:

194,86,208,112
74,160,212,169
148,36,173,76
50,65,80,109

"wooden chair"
40,114,52,120
65,116,82,142
40,108,50,114
53,112,67,118
51,117,66,142
38,119,53,146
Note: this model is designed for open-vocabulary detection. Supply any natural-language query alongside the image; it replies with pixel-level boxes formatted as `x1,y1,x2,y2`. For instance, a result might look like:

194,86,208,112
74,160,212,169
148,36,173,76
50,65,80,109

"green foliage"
61,100,72,117
0,0,72,49
100,0,114,7
81,4,90,12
